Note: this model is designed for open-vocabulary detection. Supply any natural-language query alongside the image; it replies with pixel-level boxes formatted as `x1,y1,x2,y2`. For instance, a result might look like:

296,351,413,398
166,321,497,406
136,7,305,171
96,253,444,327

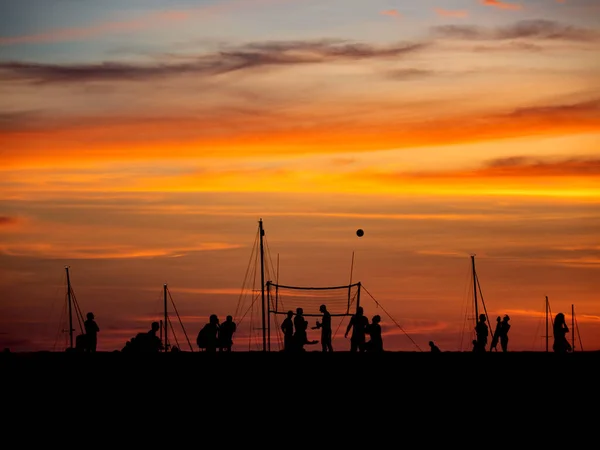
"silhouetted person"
474,314,488,352
197,314,220,352
490,316,501,352
127,321,163,352
312,304,333,352
84,312,100,352
146,321,163,352
429,341,441,353
293,307,318,351
365,315,383,352
281,310,295,352
219,315,237,352
345,306,369,352
499,315,511,352
553,312,571,353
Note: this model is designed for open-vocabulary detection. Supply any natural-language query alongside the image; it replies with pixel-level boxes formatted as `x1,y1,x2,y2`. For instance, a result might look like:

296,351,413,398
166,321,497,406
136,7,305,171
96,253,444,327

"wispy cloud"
0,216,20,227
358,157,600,197
0,40,427,84
434,8,468,18
2,96,599,168
380,9,401,18
473,157,600,178
432,19,600,41
0,242,243,259
480,0,522,10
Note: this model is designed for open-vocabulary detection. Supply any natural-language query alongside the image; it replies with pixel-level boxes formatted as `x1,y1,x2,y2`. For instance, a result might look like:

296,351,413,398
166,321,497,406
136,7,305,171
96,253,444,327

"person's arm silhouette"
344,317,354,338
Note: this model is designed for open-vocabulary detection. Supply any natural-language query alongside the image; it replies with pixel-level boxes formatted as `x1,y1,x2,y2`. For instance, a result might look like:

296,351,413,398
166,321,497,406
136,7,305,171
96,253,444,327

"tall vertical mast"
471,255,479,327
545,296,549,352
65,265,74,349
571,304,575,352
164,283,168,352
259,219,266,352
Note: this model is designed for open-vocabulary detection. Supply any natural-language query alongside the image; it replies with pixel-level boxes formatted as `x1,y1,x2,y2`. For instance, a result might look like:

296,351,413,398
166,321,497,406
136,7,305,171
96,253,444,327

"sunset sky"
1,0,599,353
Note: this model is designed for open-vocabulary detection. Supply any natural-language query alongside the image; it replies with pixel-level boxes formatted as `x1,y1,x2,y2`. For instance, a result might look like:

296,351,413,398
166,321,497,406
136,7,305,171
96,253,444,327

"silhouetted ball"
356,229,364,237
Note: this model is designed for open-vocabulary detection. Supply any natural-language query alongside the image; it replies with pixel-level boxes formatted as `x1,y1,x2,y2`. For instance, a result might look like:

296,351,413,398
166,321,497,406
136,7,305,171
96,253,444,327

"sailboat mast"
545,296,549,352
65,265,74,349
471,255,479,326
571,304,575,352
259,219,266,352
164,283,168,352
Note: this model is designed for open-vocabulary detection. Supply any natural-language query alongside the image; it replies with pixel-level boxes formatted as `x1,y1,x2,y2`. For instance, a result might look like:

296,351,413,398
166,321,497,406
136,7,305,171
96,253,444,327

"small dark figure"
293,307,318,351
429,341,441,353
312,304,333,352
84,312,100,352
127,321,163,352
499,315,511,352
145,321,163,352
75,333,87,352
197,314,220,352
345,306,369,352
474,314,488,352
281,310,295,352
219,315,237,352
490,316,501,351
365,315,383,352
553,312,572,353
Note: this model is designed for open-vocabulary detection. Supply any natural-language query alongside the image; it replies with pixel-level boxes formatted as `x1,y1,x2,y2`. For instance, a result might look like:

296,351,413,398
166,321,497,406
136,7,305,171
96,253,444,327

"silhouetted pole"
349,251,355,312
571,304,575,352
164,283,168,352
259,218,266,352
545,296,549,352
65,265,74,349
268,253,280,352
471,255,479,327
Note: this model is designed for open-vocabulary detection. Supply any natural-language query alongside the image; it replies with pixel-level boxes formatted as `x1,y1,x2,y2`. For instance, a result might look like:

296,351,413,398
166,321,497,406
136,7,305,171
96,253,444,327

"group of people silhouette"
280,305,383,352
118,314,238,353
472,313,512,353
195,314,237,352
73,309,574,353
467,311,572,353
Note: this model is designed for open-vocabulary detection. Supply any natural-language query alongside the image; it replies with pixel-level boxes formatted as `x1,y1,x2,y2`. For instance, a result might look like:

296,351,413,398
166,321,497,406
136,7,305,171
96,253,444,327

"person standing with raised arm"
345,306,369,352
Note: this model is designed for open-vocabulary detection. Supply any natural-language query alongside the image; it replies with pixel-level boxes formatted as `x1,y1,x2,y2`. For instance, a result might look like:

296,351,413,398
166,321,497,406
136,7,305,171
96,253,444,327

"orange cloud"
366,157,600,197
0,242,242,259
434,8,469,18
381,9,401,17
0,216,20,227
480,0,522,10
2,98,599,168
